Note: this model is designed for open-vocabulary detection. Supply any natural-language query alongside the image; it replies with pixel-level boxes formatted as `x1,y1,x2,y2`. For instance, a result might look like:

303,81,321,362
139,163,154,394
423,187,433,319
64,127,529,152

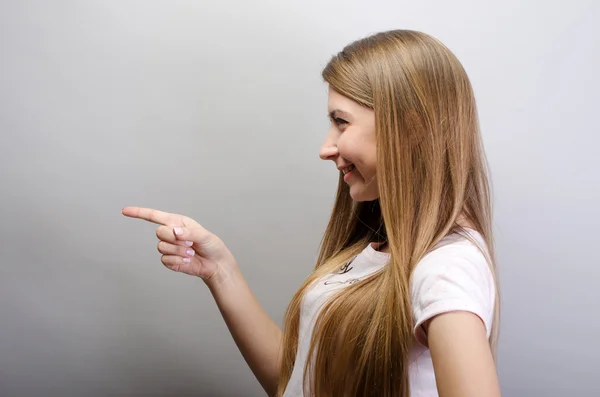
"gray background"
1,1,598,396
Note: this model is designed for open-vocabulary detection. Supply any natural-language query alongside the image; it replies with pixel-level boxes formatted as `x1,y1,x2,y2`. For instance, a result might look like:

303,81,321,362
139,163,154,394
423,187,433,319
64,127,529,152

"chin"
349,186,379,202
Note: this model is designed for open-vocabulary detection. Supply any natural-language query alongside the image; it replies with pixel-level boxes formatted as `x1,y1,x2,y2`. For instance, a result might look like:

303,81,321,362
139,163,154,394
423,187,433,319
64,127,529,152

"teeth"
342,164,354,175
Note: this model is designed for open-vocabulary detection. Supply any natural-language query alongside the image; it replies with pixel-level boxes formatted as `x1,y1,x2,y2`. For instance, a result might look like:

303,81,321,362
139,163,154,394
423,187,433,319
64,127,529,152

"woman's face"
319,87,379,202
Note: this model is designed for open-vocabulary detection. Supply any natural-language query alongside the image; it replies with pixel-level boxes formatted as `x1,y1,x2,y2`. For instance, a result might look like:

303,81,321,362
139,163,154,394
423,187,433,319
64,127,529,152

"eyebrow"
328,109,352,120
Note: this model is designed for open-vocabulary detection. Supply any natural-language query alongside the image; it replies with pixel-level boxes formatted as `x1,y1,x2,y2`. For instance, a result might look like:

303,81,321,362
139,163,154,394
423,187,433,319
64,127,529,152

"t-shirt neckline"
365,227,482,264
365,242,391,263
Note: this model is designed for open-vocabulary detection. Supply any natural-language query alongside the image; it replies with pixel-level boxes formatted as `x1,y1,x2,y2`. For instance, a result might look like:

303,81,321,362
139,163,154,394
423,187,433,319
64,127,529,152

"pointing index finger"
122,207,175,226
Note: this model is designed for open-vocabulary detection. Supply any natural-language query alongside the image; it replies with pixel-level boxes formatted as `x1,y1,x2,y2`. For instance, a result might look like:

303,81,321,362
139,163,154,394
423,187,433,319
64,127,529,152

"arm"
208,268,282,397
121,207,282,396
425,311,501,397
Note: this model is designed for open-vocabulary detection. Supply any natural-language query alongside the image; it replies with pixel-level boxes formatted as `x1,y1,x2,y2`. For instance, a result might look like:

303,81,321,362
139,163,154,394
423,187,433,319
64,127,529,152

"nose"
319,130,339,160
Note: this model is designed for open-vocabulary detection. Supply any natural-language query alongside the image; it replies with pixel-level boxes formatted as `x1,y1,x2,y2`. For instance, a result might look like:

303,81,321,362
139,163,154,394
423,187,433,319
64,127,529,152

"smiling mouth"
341,164,355,175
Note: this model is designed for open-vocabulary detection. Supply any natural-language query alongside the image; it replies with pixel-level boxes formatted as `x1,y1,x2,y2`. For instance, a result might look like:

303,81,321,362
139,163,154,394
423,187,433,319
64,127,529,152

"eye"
333,117,348,127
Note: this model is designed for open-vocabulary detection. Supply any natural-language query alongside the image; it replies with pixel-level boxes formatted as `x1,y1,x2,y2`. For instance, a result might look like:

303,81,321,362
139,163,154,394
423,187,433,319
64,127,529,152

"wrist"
204,261,243,294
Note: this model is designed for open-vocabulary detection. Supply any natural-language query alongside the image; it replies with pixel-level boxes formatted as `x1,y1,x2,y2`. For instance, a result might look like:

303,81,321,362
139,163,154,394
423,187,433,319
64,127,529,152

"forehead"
327,87,374,120
327,88,358,112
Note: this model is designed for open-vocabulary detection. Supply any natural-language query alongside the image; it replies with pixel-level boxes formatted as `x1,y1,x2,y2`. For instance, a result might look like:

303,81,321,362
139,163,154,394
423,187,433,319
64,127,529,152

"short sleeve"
410,243,496,347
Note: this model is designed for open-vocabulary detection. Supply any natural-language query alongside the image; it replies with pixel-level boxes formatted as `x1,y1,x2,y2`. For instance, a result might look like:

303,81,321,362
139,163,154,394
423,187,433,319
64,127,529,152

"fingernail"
184,241,193,247
173,227,183,236
186,248,195,256
183,257,190,263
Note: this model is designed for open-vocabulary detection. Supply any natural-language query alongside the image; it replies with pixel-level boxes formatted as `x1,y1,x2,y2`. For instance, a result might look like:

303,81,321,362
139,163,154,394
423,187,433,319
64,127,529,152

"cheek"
363,148,377,170
338,138,369,161
354,144,377,175
338,133,377,173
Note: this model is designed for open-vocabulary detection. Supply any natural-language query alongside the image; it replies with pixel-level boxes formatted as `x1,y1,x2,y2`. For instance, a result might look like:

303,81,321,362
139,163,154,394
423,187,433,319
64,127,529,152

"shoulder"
411,231,494,293
410,230,496,346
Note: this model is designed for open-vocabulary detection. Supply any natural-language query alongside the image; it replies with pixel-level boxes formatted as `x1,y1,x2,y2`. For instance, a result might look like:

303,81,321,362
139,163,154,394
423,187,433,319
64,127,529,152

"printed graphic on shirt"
324,278,361,286
338,258,355,274
323,255,358,285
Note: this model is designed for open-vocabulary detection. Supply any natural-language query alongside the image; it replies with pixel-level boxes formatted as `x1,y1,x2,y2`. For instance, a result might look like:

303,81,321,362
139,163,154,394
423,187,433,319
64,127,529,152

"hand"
122,207,238,285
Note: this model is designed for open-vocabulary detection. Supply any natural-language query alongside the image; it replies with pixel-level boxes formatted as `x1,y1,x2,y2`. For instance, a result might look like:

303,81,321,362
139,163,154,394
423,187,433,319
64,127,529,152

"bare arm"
208,269,282,397
122,207,282,396
426,311,501,397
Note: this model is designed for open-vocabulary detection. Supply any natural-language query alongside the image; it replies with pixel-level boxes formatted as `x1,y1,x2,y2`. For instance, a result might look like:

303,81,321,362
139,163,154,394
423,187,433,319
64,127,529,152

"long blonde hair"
276,29,499,397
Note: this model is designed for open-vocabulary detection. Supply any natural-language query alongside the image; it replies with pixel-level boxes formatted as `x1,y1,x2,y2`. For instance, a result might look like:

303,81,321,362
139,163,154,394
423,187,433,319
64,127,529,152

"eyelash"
331,117,348,127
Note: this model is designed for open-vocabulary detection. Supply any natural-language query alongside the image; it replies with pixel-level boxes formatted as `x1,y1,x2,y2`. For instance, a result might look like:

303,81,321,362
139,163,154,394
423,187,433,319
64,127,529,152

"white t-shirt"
282,229,496,397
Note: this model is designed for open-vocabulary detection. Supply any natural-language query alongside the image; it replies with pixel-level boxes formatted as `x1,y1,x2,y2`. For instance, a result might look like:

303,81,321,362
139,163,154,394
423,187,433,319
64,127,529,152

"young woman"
123,29,501,397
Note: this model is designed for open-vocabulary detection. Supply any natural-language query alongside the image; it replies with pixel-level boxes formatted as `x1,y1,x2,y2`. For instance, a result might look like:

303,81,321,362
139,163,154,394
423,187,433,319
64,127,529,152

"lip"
341,164,355,182
343,169,354,182
337,163,356,183
337,163,355,172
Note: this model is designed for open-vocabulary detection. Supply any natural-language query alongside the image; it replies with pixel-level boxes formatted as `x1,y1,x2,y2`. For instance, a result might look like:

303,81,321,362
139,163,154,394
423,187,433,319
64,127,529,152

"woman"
123,29,501,397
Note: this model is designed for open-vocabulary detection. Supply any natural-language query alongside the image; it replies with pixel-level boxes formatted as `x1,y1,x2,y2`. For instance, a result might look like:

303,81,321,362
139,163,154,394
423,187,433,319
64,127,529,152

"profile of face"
319,87,379,202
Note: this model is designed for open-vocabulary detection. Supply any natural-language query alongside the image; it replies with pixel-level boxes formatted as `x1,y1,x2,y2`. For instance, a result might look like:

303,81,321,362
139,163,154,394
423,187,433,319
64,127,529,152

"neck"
373,218,477,255
372,240,390,253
